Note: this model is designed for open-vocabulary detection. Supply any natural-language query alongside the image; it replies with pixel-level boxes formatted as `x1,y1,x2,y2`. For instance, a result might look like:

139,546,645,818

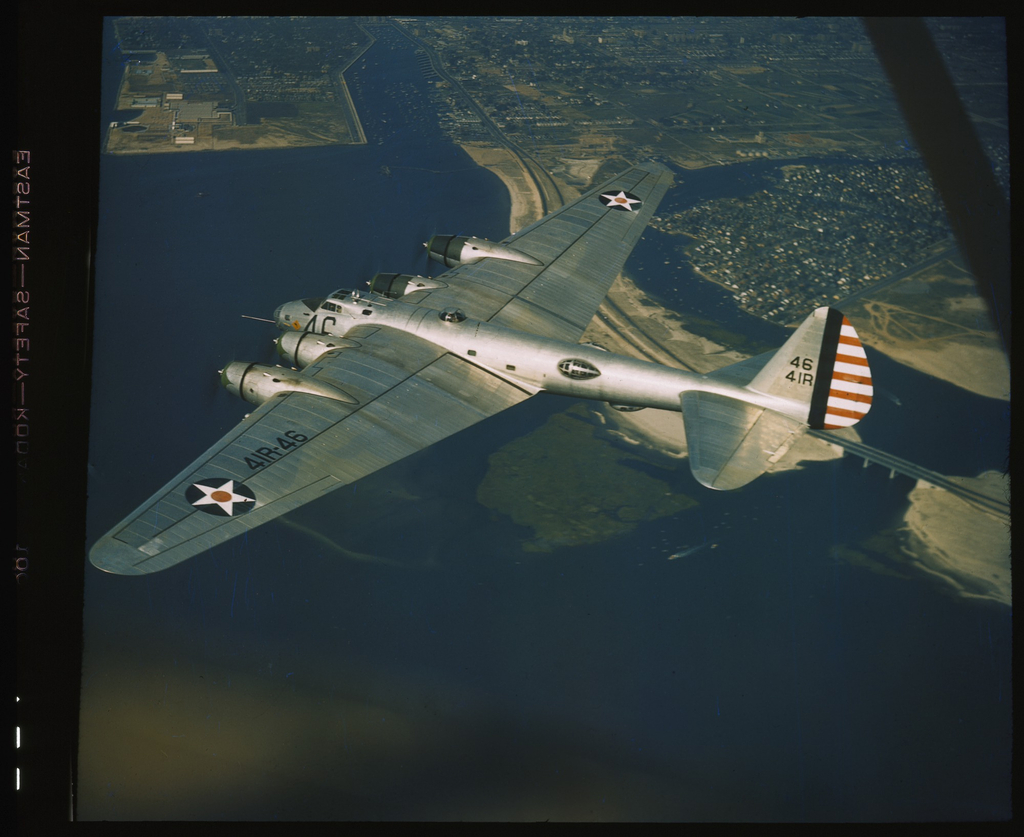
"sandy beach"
460,144,545,234
843,276,1010,402
461,145,849,470
856,333,1010,402
581,279,852,471
901,473,1010,606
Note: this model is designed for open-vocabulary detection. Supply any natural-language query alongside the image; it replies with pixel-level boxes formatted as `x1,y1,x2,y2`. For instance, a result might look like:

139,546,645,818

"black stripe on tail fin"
814,311,874,430
741,307,874,430
807,307,845,429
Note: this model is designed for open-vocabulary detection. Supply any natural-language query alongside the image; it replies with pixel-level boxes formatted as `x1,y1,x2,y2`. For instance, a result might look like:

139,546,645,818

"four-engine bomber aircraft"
90,162,873,575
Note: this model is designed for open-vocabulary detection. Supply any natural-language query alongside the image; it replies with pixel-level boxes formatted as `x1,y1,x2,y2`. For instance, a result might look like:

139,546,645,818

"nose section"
274,299,319,331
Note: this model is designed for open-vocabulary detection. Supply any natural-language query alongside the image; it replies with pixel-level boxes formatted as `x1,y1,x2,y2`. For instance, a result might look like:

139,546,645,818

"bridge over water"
809,430,1009,518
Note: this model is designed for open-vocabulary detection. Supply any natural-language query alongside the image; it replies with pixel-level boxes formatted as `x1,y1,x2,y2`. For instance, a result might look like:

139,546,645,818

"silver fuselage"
278,290,806,418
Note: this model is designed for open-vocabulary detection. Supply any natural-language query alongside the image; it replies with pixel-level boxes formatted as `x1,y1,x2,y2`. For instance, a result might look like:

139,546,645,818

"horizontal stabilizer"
681,391,804,490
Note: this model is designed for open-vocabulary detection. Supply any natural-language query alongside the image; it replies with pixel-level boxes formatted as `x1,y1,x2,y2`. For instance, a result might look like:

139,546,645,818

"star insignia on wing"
598,190,643,211
186,478,257,517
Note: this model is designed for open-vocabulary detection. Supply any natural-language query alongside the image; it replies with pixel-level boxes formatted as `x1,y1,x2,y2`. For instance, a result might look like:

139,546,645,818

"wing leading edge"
409,162,674,341
89,326,531,575
90,162,676,575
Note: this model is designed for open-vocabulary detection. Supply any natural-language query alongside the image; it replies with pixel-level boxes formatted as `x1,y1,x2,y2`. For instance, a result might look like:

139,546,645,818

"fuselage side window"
558,358,601,380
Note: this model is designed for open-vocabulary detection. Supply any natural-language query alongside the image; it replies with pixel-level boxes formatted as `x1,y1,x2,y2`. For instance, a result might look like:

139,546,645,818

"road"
391,20,565,215
599,294,1007,520
810,430,1009,518
385,19,1004,523
195,21,248,127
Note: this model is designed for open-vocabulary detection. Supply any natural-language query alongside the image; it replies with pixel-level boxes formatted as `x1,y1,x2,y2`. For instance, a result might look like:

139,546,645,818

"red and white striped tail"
823,316,873,429
741,306,875,431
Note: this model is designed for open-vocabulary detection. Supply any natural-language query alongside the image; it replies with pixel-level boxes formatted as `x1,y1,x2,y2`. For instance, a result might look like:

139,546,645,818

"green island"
477,405,698,552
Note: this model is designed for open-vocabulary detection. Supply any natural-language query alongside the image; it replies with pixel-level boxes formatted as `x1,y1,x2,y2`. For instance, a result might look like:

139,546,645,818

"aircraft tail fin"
681,308,873,489
745,306,873,429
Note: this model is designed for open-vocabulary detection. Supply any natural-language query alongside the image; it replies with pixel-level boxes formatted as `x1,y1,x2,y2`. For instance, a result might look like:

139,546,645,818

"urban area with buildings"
108,16,1006,326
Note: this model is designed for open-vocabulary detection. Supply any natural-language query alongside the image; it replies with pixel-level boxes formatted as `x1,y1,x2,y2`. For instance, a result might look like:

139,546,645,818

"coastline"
684,237,1010,403
460,142,848,469
105,50,360,156
581,278,853,470
459,143,545,234
461,145,1006,601
841,273,1010,402
901,472,1010,606
855,333,1010,402
689,263,742,297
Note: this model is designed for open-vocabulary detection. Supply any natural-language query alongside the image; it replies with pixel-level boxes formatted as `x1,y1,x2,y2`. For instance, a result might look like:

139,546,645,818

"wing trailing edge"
89,329,532,575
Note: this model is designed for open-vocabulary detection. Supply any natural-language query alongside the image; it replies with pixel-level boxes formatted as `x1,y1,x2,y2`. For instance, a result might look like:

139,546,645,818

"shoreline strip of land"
460,144,1009,604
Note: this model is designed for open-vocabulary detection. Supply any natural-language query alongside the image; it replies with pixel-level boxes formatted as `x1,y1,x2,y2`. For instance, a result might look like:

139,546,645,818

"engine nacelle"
275,331,360,368
426,235,542,269
368,273,448,299
220,362,358,407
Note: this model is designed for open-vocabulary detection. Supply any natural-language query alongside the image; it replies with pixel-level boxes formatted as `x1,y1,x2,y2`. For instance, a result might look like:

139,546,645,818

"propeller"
208,314,281,410
411,217,457,278
415,241,435,280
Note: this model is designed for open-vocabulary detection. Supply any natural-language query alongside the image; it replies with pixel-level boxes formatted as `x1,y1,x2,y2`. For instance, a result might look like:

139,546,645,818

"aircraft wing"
409,162,674,341
90,162,674,574
89,325,532,575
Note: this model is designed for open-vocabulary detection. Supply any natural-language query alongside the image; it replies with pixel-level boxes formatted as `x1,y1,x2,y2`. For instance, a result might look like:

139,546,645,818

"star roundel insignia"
186,478,257,517
598,190,643,211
